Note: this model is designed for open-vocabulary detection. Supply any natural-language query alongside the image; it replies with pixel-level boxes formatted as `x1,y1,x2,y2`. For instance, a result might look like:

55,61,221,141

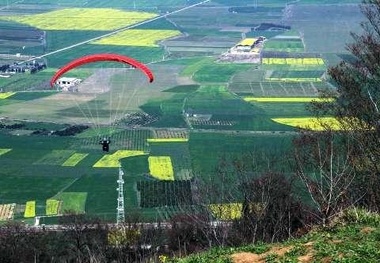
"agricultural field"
0,0,364,224
148,156,175,180
93,150,147,168
1,9,157,31
263,38,304,53
62,153,88,166
24,201,36,218
45,199,60,216
272,117,341,131
0,92,15,99
283,4,364,53
262,58,324,66
0,203,16,221
92,29,182,47
136,180,193,208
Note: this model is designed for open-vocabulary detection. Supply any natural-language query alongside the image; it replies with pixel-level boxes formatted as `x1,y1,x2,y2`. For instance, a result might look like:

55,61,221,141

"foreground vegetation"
169,208,380,263
1,208,379,263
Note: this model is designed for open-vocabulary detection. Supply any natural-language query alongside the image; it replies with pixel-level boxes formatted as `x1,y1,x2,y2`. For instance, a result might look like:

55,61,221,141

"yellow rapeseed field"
93,29,181,47
271,117,341,131
0,92,15,99
243,97,333,103
93,150,146,168
46,199,60,216
24,201,36,218
209,203,242,220
0,148,11,156
62,153,88,167
1,8,157,30
148,156,174,181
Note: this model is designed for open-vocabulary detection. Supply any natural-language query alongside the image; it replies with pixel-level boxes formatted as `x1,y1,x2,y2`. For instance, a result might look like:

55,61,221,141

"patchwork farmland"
0,0,361,224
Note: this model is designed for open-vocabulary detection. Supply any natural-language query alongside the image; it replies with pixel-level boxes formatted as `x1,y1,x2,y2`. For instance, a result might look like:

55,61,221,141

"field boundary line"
54,177,81,197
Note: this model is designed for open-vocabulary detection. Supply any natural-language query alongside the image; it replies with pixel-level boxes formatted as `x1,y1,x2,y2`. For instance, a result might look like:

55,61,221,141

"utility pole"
116,167,125,224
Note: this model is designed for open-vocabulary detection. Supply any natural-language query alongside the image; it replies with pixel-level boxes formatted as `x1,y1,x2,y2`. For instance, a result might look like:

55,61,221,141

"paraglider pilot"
99,137,111,152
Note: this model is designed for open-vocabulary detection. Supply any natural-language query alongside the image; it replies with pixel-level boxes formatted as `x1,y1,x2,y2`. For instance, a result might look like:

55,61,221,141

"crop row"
2,8,157,31
153,129,189,139
136,180,192,208
148,156,174,180
191,120,236,126
0,203,16,221
229,81,323,97
262,57,324,65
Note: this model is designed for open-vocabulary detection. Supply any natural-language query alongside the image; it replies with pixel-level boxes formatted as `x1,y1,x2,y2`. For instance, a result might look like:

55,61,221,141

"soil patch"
231,245,293,263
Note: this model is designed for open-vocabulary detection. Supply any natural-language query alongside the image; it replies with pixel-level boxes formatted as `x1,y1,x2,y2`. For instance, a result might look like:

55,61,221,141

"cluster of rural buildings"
0,60,46,77
219,36,266,63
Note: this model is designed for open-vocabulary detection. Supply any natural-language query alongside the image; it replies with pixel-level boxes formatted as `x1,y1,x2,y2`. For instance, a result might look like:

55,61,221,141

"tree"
0,222,39,263
59,214,108,262
190,152,312,247
235,172,307,244
293,131,356,226
311,0,380,210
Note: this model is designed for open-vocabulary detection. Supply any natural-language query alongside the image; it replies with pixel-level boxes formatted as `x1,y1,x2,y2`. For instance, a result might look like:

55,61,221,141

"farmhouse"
219,36,266,63
55,77,82,92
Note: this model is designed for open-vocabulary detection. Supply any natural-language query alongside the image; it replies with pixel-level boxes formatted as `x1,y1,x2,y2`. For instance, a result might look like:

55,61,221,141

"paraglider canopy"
50,53,154,87
49,53,155,150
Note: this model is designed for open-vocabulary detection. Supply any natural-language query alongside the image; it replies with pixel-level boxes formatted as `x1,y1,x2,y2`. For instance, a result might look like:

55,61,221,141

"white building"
55,77,82,91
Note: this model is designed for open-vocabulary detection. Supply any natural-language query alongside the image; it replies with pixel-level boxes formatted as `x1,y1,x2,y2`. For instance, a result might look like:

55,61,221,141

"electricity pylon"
116,167,125,224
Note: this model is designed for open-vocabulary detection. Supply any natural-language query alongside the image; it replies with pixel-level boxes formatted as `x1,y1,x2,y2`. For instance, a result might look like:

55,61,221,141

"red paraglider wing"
50,53,154,87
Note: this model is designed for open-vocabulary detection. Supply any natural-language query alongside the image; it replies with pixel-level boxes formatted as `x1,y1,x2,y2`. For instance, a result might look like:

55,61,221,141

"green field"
263,39,304,52
0,0,360,223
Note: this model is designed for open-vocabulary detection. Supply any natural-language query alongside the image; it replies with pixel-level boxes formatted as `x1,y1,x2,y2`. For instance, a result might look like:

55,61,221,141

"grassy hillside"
168,209,380,263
